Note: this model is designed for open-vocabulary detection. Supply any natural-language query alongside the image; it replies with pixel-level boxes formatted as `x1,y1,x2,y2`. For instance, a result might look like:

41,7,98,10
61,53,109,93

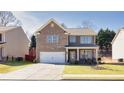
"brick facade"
36,21,68,61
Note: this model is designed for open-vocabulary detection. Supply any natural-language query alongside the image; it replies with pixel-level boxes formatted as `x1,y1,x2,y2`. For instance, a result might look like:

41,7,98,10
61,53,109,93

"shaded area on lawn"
64,64,124,74
0,61,33,73
3,61,33,66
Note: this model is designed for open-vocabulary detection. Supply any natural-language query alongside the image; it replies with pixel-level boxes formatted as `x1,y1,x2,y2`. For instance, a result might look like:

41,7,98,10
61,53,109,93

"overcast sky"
12,11,124,37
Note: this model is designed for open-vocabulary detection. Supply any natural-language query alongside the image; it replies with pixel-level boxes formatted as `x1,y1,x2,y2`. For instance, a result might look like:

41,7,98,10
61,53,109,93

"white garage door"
40,52,65,64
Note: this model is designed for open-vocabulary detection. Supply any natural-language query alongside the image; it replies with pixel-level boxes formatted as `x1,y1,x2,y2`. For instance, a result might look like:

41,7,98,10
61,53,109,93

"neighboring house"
36,19,98,64
0,26,30,60
112,28,124,60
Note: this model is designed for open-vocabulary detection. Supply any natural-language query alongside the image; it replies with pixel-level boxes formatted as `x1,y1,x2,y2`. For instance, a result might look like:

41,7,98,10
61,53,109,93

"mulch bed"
91,65,120,71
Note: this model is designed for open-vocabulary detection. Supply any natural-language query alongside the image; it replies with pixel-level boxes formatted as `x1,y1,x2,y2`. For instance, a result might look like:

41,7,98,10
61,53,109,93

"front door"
69,50,77,62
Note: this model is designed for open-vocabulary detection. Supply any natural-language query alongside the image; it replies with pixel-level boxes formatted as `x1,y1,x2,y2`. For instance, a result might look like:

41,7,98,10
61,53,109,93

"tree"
0,11,21,26
96,28,116,53
30,35,36,49
82,20,95,29
61,23,67,28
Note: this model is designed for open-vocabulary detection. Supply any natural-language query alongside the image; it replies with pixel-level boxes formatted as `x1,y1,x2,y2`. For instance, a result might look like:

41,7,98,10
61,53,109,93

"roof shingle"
65,28,97,35
0,26,20,32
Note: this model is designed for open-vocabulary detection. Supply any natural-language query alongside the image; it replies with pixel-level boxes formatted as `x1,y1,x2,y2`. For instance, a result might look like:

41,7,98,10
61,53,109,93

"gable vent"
51,23,54,28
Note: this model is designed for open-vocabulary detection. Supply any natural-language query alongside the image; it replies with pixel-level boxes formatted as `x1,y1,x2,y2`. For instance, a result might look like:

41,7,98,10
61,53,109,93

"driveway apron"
0,63,64,80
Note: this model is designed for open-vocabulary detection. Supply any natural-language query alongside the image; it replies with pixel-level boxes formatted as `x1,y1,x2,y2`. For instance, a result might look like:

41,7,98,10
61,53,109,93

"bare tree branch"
0,11,21,26
82,20,95,29
61,23,67,28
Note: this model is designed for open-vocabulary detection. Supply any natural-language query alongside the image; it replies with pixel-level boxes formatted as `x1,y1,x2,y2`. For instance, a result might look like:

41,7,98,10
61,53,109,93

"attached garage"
40,52,65,64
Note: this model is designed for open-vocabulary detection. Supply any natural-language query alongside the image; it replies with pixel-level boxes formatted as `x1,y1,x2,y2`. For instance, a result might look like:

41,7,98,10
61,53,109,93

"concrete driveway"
0,63,64,80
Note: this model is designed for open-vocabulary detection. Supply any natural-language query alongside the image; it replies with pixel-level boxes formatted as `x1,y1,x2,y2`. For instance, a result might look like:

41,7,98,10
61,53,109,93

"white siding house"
0,26,30,60
112,28,124,60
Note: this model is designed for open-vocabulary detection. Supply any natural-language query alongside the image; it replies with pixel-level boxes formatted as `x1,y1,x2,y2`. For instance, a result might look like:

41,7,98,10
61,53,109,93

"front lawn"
64,64,124,74
0,61,33,73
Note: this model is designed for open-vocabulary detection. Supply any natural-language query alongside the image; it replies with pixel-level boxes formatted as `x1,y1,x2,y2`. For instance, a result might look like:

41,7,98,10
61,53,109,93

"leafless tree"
82,20,95,29
61,23,67,28
0,11,21,26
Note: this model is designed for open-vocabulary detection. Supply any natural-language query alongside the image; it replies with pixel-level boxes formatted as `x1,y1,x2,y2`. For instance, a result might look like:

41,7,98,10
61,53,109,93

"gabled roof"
65,28,97,35
111,28,124,44
0,26,19,32
36,18,66,33
35,18,97,36
0,26,30,41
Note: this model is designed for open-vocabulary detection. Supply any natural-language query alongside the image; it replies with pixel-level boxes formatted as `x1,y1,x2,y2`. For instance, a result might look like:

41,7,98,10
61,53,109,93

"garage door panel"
40,52,65,63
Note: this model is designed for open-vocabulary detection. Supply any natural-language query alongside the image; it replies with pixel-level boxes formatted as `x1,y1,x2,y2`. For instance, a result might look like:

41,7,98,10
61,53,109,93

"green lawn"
64,64,124,74
0,61,33,73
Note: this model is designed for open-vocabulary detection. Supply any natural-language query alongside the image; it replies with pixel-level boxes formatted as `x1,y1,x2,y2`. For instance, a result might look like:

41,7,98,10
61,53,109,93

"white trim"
111,28,124,44
77,49,79,60
65,47,99,49
3,32,5,42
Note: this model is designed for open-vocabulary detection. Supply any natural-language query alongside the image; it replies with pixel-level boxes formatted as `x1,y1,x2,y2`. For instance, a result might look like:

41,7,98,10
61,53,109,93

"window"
47,35,59,43
80,36,92,44
69,36,76,43
0,34,2,41
47,35,52,43
80,50,93,59
53,35,59,43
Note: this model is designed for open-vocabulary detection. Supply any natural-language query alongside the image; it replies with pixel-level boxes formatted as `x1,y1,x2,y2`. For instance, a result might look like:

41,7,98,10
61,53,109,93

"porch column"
3,33,5,42
96,48,98,61
93,36,96,44
66,48,68,62
77,48,79,61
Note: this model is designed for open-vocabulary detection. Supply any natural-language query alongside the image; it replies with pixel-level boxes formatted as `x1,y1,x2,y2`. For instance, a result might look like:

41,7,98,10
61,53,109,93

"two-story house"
0,26,30,61
36,19,98,64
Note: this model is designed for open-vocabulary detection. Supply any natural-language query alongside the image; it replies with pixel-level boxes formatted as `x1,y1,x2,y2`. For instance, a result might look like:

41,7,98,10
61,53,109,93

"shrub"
16,57,23,61
6,56,9,61
92,58,97,65
75,60,79,64
98,57,101,61
87,58,92,65
12,56,15,61
80,59,86,64
69,59,79,65
97,57,101,64
25,55,36,62
69,60,75,64
118,58,123,62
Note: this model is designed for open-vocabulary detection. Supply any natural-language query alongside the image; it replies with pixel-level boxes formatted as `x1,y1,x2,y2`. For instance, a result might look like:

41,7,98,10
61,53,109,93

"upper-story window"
47,35,59,43
80,36,92,44
69,36,76,43
0,34,2,42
